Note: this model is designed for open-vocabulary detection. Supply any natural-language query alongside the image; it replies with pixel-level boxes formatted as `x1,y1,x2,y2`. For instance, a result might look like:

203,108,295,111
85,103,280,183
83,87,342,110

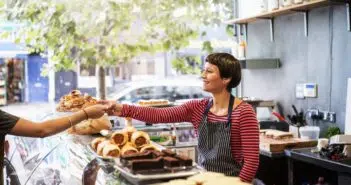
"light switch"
303,83,318,98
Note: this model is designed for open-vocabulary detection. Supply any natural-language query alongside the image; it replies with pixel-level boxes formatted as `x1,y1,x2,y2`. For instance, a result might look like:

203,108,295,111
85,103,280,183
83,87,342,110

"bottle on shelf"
238,41,246,59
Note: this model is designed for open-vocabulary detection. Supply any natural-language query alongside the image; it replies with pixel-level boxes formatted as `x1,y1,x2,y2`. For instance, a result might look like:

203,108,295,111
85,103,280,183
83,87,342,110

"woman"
102,53,259,182
0,104,108,184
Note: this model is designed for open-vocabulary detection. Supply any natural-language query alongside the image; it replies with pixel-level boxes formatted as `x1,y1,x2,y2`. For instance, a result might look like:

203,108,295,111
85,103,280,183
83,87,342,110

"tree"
0,0,234,99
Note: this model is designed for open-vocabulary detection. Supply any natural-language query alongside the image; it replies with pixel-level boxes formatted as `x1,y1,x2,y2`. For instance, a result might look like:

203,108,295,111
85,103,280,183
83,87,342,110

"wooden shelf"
225,0,346,24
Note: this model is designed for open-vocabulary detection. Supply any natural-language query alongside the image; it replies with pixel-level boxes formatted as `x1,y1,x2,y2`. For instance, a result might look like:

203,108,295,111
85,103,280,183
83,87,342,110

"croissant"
91,137,106,151
102,144,121,158
131,131,150,148
111,131,128,146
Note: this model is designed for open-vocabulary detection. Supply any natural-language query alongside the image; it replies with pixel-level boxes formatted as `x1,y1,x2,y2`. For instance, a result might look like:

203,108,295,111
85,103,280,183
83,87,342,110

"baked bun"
111,131,128,146
122,117,137,140
96,140,110,156
68,114,112,135
131,131,150,148
139,144,158,153
91,137,106,151
102,144,121,157
121,143,139,156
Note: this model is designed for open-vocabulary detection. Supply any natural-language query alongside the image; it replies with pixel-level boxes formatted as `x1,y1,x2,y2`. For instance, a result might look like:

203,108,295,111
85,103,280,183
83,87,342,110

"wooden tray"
260,136,317,153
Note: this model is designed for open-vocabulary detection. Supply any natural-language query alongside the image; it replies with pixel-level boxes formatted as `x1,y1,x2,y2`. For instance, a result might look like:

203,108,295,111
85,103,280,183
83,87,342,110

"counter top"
285,147,351,174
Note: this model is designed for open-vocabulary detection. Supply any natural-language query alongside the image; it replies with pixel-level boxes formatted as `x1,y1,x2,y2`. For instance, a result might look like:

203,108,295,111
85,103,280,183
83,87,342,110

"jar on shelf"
259,0,268,13
268,0,279,11
238,41,246,59
282,0,293,7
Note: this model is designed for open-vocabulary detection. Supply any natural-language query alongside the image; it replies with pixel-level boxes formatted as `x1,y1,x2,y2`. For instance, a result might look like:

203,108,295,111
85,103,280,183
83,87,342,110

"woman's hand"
98,100,123,116
83,104,109,119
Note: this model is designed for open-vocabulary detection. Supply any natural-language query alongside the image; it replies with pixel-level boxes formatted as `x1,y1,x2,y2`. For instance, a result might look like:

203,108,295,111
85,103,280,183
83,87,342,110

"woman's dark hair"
205,53,241,92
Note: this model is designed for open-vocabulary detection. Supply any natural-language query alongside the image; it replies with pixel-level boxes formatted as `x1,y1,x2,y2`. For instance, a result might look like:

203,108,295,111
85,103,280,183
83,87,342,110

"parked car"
107,77,210,104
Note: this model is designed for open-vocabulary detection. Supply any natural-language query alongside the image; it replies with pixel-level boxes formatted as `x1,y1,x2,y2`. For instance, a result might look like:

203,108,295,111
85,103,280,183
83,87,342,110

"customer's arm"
9,104,108,138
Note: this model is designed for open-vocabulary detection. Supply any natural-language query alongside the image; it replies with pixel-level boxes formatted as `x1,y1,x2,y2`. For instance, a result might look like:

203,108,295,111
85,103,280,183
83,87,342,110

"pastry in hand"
131,131,150,148
102,144,121,158
91,137,106,151
139,144,158,153
111,131,128,146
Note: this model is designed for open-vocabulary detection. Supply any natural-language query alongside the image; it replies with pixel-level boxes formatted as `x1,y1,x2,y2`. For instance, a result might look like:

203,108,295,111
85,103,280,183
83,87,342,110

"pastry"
111,131,128,146
96,140,110,156
139,144,158,153
102,144,121,158
120,143,139,156
56,90,97,112
122,117,137,140
163,156,181,168
161,149,176,157
131,131,150,148
130,157,164,171
174,154,193,166
68,114,112,135
91,137,106,151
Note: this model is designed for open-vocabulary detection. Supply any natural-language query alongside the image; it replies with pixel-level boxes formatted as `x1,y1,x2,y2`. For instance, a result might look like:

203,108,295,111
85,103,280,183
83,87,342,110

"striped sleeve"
238,104,260,182
120,99,204,125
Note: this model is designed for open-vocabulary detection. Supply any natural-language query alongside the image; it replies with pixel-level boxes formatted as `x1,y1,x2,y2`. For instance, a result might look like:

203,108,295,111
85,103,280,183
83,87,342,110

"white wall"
345,78,351,134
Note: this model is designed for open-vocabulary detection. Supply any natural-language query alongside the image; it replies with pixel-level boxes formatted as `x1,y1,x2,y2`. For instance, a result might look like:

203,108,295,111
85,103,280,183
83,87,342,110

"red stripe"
121,99,259,182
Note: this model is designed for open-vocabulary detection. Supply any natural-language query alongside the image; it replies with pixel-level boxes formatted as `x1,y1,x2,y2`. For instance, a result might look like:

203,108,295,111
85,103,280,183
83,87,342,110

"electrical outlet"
328,112,336,123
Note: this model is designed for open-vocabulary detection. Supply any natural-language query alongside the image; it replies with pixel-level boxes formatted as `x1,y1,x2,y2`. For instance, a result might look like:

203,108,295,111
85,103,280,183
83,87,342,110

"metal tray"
114,160,202,181
86,142,203,181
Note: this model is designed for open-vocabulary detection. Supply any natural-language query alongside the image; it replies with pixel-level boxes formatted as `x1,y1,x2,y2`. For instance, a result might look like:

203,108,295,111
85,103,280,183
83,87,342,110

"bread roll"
111,131,128,146
139,144,158,153
102,144,121,158
68,114,112,135
96,140,110,156
121,143,139,156
123,117,137,140
131,131,150,148
91,137,106,151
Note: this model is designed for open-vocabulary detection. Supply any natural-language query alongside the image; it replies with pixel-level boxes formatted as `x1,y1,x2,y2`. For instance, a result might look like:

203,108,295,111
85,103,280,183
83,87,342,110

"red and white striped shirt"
121,98,259,182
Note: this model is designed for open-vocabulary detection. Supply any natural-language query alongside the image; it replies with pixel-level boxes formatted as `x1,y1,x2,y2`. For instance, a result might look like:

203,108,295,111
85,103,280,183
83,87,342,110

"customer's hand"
83,104,109,119
98,100,123,116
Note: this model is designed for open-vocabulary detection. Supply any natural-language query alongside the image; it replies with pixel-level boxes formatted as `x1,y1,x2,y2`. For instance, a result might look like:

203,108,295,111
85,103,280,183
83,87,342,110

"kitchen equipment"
329,135,351,145
299,126,320,140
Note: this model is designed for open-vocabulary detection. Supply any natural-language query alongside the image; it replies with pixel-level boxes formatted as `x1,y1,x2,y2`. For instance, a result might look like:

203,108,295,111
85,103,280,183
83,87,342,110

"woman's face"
201,62,229,93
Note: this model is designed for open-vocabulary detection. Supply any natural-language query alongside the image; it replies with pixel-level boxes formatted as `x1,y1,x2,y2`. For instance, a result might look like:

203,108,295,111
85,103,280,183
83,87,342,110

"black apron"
197,95,243,176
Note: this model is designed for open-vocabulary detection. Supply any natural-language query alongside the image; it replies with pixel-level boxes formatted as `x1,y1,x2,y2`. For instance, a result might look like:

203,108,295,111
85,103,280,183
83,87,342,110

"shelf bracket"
258,17,274,42
291,10,309,37
347,2,351,31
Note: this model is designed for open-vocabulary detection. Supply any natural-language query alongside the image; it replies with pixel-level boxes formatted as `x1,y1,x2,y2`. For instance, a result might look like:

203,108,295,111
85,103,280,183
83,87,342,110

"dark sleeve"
0,109,19,135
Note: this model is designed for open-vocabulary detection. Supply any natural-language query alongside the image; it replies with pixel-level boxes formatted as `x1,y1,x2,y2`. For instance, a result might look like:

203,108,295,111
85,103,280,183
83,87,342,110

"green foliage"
171,55,202,75
1,0,233,80
326,126,341,139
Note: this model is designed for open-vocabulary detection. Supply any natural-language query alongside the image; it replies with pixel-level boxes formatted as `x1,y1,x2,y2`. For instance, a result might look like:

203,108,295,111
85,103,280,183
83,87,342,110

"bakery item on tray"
121,143,139,156
123,117,137,140
56,90,97,112
68,114,112,135
96,140,111,156
131,131,150,148
130,157,164,171
102,143,121,157
111,131,128,146
264,129,294,140
139,144,158,153
91,137,106,151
